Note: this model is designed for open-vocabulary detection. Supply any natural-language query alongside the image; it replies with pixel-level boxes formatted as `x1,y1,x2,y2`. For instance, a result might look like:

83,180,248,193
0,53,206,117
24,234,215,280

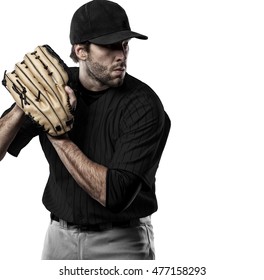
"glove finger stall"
2,45,74,136
3,71,59,134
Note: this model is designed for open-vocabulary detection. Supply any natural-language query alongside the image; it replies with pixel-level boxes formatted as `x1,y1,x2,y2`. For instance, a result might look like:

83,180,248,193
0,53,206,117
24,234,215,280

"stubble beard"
87,60,125,88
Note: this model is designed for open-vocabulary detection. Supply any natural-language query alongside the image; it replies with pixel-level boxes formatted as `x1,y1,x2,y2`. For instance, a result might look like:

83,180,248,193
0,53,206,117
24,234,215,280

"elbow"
106,200,128,213
106,183,142,214
106,169,143,213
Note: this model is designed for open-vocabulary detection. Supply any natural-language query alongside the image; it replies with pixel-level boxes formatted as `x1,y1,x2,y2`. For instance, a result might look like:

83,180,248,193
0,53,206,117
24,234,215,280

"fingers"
65,86,77,111
65,85,74,94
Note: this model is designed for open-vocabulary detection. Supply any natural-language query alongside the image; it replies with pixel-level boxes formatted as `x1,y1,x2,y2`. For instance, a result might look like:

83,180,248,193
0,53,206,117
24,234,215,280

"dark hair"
69,43,90,63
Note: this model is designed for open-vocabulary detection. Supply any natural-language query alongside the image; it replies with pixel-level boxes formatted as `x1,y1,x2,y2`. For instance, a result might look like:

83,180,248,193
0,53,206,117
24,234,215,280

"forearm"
48,136,107,206
0,105,25,160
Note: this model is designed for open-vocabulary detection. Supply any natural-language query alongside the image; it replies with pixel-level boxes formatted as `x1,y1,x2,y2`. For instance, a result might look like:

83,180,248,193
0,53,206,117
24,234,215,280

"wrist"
47,133,70,144
13,104,24,116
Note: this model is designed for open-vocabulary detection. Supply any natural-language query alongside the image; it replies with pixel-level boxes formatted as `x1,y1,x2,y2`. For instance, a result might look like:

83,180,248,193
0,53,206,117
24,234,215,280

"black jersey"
4,68,170,225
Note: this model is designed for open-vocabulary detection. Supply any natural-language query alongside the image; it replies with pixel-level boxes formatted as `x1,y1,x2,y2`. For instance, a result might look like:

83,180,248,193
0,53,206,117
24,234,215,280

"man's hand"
65,86,77,111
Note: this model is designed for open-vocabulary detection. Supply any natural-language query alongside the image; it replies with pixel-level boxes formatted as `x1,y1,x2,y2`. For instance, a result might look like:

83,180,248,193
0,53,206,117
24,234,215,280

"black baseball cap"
70,0,148,45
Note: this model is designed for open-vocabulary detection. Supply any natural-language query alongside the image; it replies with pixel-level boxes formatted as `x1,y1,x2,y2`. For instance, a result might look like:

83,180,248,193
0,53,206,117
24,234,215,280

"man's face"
84,40,129,89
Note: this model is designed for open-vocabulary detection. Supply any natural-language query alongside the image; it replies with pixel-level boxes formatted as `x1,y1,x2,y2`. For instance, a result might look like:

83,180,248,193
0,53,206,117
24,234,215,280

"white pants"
41,217,155,260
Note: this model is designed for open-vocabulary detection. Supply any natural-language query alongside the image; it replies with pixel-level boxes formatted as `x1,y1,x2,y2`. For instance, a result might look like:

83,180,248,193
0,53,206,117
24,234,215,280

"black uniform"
3,68,170,225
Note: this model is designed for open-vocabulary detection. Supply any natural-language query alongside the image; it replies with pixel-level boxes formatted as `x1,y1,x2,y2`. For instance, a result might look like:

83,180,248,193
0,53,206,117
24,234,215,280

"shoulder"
121,74,165,115
123,74,158,97
118,74,166,131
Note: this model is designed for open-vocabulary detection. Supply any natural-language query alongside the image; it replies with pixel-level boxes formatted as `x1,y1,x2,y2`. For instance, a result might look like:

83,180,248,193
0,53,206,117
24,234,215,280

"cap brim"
88,30,148,45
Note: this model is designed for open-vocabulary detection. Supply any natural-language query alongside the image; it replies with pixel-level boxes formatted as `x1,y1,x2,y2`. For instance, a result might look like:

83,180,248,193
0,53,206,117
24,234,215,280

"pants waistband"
51,214,151,231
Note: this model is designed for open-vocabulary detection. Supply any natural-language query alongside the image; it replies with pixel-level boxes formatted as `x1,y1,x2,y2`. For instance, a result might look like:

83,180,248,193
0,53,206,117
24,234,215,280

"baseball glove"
2,45,74,136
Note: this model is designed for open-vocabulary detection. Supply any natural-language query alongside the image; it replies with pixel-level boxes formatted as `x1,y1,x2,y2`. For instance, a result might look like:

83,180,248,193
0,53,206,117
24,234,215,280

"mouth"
113,61,126,70
112,67,126,76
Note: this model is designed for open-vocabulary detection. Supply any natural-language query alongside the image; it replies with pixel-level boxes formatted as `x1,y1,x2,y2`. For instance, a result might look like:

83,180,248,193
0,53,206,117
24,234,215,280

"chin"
109,77,124,87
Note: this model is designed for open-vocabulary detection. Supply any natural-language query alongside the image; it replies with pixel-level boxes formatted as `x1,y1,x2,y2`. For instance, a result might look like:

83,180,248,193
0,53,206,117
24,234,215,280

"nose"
110,41,129,59
120,42,129,61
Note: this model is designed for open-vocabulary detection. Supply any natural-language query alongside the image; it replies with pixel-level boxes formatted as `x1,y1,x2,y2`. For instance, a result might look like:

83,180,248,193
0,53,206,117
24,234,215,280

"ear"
74,44,88,61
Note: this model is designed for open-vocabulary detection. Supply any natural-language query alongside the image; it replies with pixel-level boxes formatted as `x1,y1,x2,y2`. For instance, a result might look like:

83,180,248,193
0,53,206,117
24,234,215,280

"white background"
0,0,264,279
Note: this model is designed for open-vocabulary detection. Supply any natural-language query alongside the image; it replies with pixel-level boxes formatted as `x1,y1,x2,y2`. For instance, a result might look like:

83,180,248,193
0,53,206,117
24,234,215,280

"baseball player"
0,0,170,260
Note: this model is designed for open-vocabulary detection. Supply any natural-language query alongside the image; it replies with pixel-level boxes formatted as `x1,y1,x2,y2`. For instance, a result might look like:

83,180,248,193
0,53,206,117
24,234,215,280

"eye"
104,43,121,50
102,44,112,50
103,41,129,51
123,41,129,50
